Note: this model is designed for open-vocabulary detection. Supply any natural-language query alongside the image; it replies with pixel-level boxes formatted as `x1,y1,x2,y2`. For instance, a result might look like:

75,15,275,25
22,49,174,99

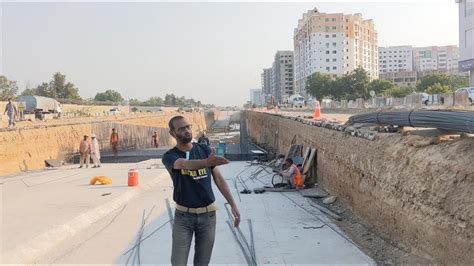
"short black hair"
285,158,293,164
169,115,184,130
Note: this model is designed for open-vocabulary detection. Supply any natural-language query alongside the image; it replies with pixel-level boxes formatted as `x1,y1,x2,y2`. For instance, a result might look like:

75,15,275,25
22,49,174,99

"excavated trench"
245,110,474,264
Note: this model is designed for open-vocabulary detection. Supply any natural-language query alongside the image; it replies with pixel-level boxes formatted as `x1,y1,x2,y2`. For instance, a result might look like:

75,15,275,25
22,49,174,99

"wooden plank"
303,148,317,174
301,147,311,172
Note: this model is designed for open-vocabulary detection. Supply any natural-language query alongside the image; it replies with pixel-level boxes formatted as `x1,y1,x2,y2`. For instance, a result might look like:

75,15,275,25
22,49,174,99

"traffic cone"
313,100,321,119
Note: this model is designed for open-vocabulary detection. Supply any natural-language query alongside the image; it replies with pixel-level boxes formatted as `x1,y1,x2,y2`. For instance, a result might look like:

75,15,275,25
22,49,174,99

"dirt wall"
246,111,474,264
0,112,208,176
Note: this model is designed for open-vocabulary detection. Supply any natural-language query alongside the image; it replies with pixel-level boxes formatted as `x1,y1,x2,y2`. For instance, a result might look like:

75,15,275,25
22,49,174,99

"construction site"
0,102,473,265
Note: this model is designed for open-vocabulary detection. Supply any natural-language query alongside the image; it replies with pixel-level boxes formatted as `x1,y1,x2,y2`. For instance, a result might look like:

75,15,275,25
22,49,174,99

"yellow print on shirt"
181,168,208,180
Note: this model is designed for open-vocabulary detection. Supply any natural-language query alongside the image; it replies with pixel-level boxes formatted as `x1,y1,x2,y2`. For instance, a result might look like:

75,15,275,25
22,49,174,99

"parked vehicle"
289,95,306,108
110,107,120,114
17,96,60,114
455,87,474,104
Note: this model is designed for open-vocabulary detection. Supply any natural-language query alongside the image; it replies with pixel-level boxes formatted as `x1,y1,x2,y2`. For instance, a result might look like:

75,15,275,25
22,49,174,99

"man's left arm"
212,167,240,227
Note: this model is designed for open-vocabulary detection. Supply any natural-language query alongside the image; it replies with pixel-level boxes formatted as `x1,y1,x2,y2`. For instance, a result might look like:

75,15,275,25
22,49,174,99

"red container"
128,169,139,186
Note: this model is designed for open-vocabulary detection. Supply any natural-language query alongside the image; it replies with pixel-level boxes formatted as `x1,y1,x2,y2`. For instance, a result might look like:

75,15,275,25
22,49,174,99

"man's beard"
177,134,192,144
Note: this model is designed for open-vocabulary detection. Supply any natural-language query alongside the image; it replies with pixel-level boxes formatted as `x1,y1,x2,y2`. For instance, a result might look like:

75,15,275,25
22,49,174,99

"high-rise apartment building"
294,8,378,96
413,46,459,74
378,46,413,74
273,51,294,102
458,0,474,86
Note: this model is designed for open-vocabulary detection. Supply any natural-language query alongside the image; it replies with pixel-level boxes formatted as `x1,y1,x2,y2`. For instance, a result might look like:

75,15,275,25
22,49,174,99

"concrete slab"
1,160,169,263
25,161,373,264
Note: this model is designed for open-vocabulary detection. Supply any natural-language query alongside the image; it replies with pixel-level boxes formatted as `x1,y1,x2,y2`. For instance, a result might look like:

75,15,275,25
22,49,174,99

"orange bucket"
128,169,139,186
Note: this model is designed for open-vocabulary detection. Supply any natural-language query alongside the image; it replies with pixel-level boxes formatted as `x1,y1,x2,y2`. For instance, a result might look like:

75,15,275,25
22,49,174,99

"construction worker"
4,98,18,127
151,131,160,148
198,131,210,147
280,158,304,189
91,134,101,168
110,128,119,156
162,115,240,265
79,135,91,168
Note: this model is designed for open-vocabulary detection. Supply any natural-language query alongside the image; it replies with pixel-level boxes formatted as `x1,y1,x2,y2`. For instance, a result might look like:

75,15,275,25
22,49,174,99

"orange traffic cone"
313,100,321,119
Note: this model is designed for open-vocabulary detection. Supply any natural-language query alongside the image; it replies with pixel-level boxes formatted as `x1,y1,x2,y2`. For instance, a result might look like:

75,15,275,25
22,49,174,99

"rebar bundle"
347,110,474,133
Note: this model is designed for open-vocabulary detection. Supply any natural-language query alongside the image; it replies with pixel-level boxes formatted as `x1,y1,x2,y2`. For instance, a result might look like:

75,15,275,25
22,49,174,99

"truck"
288,95,306,108
16,96,61,118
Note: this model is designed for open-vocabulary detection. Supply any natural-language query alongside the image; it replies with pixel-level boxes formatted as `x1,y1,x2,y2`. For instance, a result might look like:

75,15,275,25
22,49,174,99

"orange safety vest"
111,132,119,143
292,164,303,187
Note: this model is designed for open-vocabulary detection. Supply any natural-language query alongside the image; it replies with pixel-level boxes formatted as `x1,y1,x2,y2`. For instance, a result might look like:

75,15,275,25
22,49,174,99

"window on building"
325,34,329,38
326,58,330,62
332,50,337,54
325,18,329,22
333,58,337,62
326,67,330,71
332,26,337,30
326,51,330,54
332,42,337,47
332,34,336,37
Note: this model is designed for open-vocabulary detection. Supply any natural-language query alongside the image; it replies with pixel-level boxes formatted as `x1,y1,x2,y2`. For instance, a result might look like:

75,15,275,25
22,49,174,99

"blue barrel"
216,142,226,156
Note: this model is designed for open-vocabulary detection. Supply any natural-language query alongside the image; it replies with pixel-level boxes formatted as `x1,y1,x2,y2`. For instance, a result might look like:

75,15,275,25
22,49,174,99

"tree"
94,89,124,102
49,72,81,99
425,83,451,94
449,75,469,89
382,86,414,98
416,72,452,92
346,67,370,99
368,79,394,96
20,72,81,100
0,76,19,100
305,72,333,101
143,96,164,106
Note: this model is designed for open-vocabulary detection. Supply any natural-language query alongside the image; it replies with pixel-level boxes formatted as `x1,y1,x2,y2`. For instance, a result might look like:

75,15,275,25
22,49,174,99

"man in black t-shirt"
162,116,240,266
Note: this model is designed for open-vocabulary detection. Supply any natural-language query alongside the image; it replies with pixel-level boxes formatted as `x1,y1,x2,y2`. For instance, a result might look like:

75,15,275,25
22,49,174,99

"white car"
110,107,120,114
455,87,474,104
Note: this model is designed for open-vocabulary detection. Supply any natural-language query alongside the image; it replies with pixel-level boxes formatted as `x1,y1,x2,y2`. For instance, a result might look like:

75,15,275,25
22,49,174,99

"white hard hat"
91,134,96,138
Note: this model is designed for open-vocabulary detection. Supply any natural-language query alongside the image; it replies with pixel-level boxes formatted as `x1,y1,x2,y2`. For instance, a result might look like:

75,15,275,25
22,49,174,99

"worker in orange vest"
110,128,119,156
280,158,304,189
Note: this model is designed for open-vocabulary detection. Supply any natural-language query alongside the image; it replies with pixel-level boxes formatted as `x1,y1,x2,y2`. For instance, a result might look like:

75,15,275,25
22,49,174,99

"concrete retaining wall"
0,112,209,176
246,111,474,263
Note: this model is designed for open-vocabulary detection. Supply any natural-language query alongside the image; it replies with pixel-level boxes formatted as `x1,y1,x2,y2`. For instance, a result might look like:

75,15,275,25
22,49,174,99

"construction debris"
323,196,337,204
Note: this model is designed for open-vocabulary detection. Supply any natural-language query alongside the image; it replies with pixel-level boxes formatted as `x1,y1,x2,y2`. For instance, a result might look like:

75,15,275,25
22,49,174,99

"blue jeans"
171,209,216,266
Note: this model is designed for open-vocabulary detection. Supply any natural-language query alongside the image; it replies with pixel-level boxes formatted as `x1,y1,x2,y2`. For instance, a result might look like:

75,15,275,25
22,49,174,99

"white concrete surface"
12,161,374,264
1,160,168,263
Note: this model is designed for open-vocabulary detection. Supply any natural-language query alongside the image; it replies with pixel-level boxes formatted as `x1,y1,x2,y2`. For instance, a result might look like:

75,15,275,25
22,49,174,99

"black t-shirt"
162,143,215,208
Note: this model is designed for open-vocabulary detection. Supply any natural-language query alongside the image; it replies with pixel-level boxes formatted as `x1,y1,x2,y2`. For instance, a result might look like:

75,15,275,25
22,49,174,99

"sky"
1,1,459,106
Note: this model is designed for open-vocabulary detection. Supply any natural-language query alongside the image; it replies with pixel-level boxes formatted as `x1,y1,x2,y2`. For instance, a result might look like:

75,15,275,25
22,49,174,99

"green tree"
368,79,394,96
346,67,370,99
382,86,414,98
49,72,81,99
416,72,451,92
143,96,164,106
425,83,451,94
0,76,19,100
449,75,469,89
94,89,124,102
305,72,333,100
21,73,81,100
